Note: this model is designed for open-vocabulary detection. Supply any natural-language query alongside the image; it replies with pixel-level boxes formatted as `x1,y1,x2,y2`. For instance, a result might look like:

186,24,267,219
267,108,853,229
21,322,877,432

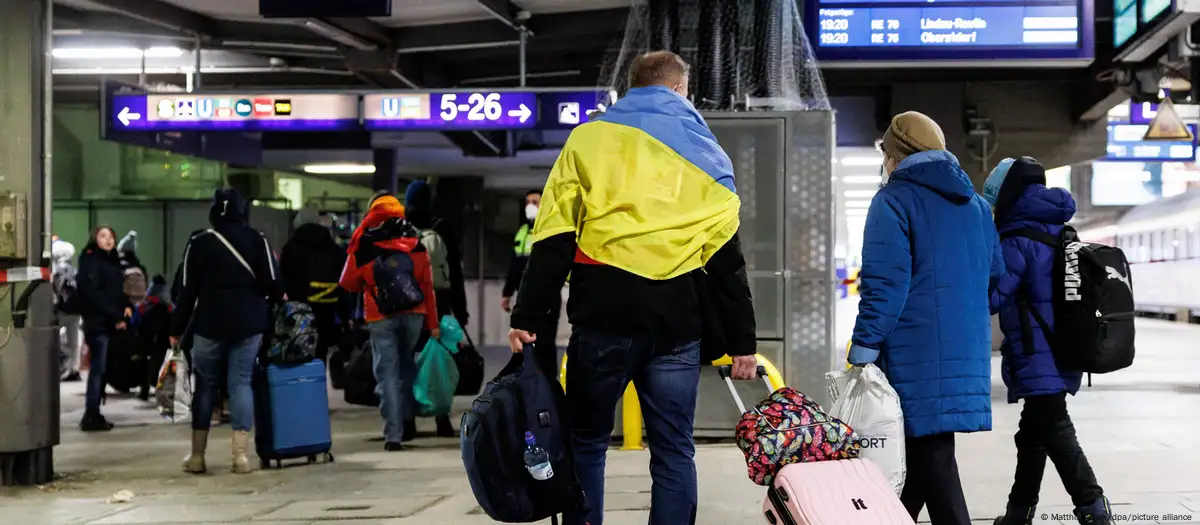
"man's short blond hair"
628,51,690,89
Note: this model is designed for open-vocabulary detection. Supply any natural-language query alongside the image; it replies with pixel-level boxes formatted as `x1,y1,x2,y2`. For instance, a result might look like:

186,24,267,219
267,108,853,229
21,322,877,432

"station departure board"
809,0,1093,64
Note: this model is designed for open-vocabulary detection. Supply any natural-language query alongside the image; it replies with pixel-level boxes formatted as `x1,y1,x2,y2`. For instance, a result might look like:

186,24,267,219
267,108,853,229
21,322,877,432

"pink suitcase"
762,457,914,525
717,366,913,525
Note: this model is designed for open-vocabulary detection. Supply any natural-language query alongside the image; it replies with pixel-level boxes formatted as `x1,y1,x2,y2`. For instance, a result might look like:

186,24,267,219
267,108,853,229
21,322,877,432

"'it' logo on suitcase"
851,498,868,510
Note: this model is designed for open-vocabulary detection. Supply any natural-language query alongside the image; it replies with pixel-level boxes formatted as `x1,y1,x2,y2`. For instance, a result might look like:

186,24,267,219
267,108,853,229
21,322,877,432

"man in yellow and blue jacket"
507,51,757,525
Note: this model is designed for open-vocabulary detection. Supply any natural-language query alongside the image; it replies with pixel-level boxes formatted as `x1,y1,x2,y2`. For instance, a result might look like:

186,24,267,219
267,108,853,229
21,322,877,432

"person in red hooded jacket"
339,193,438,450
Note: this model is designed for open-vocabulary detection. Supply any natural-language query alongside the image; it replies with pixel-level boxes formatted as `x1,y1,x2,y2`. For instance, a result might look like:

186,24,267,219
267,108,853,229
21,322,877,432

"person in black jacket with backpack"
171,188,282,475
76,226,133,432
280,204,349,362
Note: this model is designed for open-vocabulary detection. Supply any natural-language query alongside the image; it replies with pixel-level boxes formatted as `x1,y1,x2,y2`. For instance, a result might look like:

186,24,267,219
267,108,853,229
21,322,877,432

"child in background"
134,275,174,401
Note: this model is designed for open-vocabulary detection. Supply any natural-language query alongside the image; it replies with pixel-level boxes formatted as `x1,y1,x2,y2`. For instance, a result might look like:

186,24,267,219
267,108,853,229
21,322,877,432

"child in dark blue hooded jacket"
985,157,1111,525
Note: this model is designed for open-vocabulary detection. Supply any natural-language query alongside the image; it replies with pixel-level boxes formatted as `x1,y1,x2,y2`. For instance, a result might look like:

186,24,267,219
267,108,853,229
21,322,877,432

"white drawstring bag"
826,364,906,495
155,347,192,424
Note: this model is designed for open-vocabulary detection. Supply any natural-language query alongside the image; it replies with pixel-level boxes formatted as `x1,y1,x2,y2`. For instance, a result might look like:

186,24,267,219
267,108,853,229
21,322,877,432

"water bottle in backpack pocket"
373,251,424,315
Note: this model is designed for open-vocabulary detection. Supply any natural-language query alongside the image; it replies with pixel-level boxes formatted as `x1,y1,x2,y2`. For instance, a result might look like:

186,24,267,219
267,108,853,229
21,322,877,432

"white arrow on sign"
118,107,142,126
507,103,532,123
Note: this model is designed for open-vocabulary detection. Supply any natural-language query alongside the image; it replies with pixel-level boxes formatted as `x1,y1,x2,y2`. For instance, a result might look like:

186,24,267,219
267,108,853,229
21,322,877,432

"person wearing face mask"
76,226,134,432
501,189,561,379
847,111,1004,525
508,51,757,525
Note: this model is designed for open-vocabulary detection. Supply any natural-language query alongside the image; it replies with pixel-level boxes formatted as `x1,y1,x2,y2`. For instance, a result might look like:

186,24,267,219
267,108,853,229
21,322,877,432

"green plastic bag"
414,316,463,417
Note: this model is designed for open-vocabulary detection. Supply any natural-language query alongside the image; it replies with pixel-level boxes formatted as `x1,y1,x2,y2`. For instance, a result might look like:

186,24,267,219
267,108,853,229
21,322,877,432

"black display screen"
259,0,391,18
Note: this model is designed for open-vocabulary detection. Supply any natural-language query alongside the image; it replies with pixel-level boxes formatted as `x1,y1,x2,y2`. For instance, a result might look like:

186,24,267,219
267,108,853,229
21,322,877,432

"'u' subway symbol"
382,98,400,117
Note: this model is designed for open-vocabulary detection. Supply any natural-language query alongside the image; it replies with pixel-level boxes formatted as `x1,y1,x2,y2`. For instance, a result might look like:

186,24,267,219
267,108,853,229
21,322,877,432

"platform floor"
1,316,1198,524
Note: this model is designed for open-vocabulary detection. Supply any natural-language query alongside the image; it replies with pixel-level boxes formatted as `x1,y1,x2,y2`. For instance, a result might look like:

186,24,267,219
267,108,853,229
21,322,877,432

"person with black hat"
984,158,1111,525
280,203,349,363
404,180,469,437
171,188,283,475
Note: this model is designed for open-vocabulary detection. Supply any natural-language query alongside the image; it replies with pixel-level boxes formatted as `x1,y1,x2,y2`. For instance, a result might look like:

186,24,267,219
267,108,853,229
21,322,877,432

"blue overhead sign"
1106,122,1197,161
362,91,539,131
110,93,360,132
100,80,262,165
537,90,616,130
108,89,616,133
808,0,1094,63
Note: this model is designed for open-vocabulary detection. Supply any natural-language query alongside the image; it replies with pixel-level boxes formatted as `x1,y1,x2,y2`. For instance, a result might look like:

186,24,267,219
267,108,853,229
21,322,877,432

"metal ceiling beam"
393,8,627,53
449,53,609,82
442,37,622,63
475,0,527,33
82,0,215,36
53,4,183,39
319,18,393,47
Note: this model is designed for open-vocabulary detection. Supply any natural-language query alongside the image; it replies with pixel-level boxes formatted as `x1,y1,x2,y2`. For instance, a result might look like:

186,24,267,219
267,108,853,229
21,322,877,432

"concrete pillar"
0,0,59,486
372,148,397,194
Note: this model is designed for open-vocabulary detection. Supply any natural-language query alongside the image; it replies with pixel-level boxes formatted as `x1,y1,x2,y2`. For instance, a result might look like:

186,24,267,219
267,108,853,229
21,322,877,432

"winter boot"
993,503,1036,525
79,412,114,432
1074,497,1112,525
403,419,417,442
182,429,208,474
231,430,252,474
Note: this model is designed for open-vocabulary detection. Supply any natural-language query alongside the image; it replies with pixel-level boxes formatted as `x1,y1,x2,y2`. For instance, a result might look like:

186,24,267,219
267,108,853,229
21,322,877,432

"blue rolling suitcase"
253,359,335,469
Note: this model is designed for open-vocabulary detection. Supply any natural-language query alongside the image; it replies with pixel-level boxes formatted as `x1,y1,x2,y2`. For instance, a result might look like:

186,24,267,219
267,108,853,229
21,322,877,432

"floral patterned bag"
734,386,862,486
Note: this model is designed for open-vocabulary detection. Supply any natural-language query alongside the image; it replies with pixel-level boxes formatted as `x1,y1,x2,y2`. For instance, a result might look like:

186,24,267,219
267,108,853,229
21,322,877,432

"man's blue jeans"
84,332,109,415
367,314,423,443
191,334,261,432
565,327,702,525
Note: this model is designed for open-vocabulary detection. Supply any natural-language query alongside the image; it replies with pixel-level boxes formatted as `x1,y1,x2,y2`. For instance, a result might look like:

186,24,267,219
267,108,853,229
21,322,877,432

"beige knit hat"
880,111,946,161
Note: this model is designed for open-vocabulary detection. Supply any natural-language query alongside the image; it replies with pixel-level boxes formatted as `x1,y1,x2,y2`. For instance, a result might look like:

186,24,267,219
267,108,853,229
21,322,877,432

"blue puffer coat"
989,184,1083,403
849,150,1003,437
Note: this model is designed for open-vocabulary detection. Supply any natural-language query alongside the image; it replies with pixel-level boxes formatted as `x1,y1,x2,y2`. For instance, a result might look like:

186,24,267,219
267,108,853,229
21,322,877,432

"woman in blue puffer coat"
849,111,1003,525
985,157,1110,525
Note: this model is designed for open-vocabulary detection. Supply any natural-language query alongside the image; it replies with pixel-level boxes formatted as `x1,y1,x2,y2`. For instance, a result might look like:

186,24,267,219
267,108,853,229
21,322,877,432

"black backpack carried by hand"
461,350,587,524
1003,226,1136,377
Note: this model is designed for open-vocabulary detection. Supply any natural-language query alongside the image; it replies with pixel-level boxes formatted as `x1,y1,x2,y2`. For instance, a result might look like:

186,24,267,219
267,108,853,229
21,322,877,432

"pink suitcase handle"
716,365,773,414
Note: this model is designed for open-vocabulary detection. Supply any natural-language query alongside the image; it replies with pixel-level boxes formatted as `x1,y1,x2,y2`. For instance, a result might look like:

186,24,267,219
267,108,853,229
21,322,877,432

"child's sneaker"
993,503,1036,525
1074,497,1112,525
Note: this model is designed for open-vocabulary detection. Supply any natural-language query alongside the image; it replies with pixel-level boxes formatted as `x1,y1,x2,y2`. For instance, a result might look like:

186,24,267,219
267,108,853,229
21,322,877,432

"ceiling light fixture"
844,190,877,198
839,156,883,166
842,175,883,184
52,46,183,59
845,208,869,216
302,19,377,51
845,200,872,208
303,163,376,175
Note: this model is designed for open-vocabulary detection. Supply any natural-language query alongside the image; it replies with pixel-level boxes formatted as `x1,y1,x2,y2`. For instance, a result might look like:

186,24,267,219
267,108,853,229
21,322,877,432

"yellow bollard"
710,354,786,391
559,354,645,451
620,383,643,450
559,353,569,386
